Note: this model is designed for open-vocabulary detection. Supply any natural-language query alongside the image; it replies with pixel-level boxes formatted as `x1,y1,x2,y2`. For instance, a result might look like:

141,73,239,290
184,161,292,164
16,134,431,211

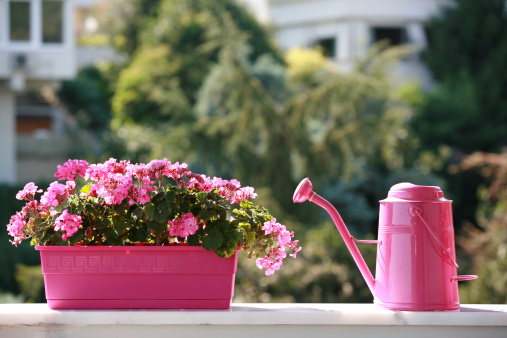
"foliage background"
2,0,506,304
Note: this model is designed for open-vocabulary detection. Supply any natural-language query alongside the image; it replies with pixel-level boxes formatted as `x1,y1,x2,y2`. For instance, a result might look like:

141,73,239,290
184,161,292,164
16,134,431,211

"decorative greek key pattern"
40,249,237,274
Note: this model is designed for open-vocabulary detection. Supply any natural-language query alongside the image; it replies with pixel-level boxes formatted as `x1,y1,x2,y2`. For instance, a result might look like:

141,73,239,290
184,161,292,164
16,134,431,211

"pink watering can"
294,178,477,311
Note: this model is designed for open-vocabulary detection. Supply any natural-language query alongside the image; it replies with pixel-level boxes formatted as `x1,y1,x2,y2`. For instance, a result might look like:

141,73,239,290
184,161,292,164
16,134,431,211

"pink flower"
290,245,302,258
16,182,42,200
40,181,71,207
162,161,189,181
168,212,199,238
7,211,27,240
129,163,155,185
136,186,153,204
187,174,215,192
66,180,76,192
85,158,129,181
54,159,89,181
93,172,136,206
262,219,277,235
87,184,99,197
54,210,82,241
256,247,286,276
277,229,292,247
22,200,39,216
231,186,257,204
181,213,199,234
147,158,171,181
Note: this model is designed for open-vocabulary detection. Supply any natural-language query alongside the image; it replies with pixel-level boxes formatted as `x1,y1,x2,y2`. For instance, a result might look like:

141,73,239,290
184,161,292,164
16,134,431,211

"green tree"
195,21,425,220
111,0,281,127
59,65,114,132
411,0,507,231
98,0,162,55
456,152,507,303
416,0,507,152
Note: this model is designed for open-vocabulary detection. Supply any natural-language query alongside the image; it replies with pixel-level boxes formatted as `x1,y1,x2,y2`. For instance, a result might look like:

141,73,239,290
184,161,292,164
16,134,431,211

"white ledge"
1,303,506,338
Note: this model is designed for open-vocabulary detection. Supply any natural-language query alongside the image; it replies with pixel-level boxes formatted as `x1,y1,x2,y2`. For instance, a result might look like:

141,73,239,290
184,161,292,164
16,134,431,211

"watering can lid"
381,182,451,202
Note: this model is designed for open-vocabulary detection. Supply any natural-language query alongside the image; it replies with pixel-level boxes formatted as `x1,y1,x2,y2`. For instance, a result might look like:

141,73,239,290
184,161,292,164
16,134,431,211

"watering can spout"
293,178,376,295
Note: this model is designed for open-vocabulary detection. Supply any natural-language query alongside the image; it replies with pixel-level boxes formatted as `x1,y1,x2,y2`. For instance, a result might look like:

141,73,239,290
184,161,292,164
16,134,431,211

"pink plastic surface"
36,246,238,310
294,179,478,311
375,195,459,310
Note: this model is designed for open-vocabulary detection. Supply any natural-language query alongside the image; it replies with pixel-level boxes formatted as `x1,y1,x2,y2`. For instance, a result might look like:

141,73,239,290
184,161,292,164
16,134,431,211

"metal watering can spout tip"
293,178,314,203
293,178,376,295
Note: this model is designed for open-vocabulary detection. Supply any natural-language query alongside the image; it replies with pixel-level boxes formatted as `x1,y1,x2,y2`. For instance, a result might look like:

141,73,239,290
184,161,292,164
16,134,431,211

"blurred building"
262,0,451,86
0,0,108,184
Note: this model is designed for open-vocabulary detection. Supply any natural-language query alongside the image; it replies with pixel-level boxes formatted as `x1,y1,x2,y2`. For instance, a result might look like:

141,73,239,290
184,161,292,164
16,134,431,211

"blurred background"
1,0,506,305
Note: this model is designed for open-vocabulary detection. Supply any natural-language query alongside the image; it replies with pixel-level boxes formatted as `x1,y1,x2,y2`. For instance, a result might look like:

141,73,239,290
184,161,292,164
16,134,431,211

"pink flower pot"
36,246,238,309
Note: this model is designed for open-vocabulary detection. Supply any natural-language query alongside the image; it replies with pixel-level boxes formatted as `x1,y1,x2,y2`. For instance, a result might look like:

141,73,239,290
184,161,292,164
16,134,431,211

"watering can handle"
410,207,459,268
352,237,378,244
452,275,478,281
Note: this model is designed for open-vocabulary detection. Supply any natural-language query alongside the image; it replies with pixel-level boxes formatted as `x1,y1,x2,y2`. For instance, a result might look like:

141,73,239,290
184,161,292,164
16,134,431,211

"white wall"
267,0,447,87
268,0,450,58
0,0,76,81
269,0,450,27
0,86,16,183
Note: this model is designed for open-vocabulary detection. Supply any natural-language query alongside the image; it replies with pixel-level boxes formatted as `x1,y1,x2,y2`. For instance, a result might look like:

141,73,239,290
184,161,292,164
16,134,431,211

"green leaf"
85,204,96,217
154,200,171,223
130,207,143,222
231,230,242,242
165,189,176,201
130,226,149,242
187,235,200,246
202,229,224,251
50,233,65,245
68,230,84,245
95,218,110,231
146,220,157,230
199,209,212,221
246,231,256,244
223,240,238,256
144,203,156,221
239,222,251,231
80,183,92,195
153,191,165,203
115,221,129,233
148,220,167,235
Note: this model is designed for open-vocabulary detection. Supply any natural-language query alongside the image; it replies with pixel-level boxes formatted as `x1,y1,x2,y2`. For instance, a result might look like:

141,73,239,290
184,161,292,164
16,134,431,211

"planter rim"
35,245,215,252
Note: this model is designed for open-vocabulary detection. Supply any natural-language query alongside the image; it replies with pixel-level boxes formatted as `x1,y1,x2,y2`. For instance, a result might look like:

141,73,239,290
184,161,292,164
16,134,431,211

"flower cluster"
187,176,258,203
256,219,301,275
6,158,301,275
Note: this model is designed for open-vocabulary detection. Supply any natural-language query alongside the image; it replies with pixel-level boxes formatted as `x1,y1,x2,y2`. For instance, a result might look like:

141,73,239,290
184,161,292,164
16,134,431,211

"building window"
315,37,336,58
9,1,31,42
371,27,407,46
42,0,63,43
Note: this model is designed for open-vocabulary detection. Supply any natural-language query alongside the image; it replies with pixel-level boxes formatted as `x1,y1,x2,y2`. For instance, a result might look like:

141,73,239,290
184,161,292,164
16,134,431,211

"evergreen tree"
412,0,507,230
111,0,281,126
416,0,507,152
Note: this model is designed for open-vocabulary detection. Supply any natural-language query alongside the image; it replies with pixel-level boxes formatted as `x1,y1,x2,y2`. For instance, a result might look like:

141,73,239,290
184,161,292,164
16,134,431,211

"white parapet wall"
0,303,506,338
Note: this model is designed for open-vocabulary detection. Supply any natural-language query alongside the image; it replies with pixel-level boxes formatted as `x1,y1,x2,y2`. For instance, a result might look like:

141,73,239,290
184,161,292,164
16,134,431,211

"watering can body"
294,179,477,311
375,183,460,310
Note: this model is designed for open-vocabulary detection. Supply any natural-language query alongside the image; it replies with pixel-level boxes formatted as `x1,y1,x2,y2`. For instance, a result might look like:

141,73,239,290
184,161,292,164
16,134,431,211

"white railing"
0,303,506,338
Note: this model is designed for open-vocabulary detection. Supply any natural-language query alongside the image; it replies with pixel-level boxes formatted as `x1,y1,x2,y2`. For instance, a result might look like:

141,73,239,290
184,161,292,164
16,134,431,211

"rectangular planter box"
36,246,238,310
